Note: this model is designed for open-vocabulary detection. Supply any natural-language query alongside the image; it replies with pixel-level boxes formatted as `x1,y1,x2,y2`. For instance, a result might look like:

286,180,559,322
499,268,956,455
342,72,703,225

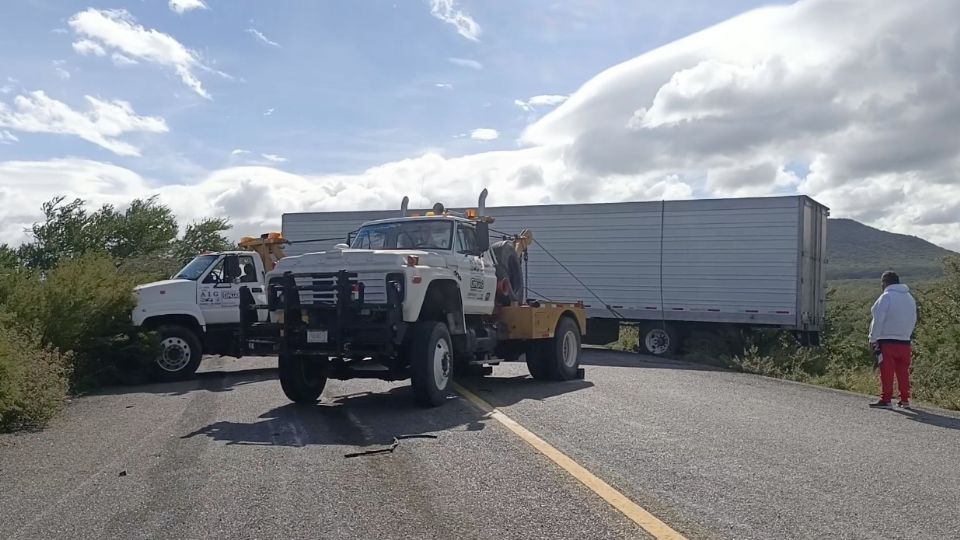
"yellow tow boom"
239,232,287,271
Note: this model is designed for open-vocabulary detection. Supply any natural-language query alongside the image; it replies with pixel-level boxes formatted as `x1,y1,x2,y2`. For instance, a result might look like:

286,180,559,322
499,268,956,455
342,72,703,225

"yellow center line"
453,382,687,540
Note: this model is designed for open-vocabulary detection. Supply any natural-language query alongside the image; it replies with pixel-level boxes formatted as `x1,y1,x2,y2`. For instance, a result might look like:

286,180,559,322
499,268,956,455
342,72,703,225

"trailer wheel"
153,324,203,381
640,324,679,356
409,321,453,407
278,353,326,403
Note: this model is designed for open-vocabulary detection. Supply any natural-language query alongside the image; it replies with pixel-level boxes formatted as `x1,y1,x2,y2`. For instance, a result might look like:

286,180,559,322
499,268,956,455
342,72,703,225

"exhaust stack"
478,188,488,217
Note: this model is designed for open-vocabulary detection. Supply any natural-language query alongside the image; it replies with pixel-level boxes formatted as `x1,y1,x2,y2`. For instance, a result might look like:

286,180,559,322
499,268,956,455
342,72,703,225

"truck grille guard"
239,270,405,358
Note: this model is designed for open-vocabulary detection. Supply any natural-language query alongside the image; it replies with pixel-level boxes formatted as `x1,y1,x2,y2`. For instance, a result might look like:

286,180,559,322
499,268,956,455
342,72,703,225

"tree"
174,218,234,264
0,244,16,269
107,197,179,260
16,196,180,270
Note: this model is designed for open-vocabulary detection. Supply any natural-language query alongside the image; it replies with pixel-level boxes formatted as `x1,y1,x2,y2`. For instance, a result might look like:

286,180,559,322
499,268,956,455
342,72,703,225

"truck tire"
640,324,679,356
538,316,582,380
153,324,203,381
279,353,326,403
524,344,552,380
490,240,524,304
409,321,453,407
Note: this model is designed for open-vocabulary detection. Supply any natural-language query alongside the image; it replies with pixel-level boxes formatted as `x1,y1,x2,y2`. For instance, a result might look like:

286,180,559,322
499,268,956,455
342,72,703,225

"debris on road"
344,434,439,458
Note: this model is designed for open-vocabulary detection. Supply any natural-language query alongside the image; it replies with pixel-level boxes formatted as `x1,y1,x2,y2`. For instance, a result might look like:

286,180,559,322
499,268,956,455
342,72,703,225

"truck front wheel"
409,321,453,407
153,325,203,381
279,354,326,403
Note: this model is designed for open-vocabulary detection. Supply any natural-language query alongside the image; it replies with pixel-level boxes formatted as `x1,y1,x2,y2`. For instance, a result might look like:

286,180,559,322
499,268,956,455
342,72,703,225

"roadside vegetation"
0,197,232,432
618,257,960,411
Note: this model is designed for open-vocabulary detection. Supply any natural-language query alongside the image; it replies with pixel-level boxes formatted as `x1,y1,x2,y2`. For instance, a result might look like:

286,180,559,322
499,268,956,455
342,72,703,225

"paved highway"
2,351,959,539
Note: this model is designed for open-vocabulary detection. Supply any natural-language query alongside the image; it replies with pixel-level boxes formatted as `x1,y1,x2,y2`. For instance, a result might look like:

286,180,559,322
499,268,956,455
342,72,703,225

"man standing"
868,271,918,409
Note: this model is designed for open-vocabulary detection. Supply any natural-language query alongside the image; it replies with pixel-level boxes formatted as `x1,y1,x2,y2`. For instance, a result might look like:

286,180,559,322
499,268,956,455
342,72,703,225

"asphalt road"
2,351,959,539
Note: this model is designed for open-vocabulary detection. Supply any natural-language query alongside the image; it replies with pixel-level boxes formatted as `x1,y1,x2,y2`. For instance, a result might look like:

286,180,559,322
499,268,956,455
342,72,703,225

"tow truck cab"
132,251,270,379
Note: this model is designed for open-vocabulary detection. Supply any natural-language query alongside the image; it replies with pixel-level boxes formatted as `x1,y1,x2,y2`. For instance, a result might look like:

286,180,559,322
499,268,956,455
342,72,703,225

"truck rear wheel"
279,353,326,403
153,324,203,381
409,321,453,407
527,317,581,381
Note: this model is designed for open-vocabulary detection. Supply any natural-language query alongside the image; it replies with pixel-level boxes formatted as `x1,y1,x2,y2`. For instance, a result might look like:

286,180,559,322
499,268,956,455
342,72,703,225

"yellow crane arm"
239,232,287,271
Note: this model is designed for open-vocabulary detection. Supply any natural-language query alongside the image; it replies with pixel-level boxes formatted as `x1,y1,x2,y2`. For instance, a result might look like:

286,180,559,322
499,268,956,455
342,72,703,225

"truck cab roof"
359,215,475,228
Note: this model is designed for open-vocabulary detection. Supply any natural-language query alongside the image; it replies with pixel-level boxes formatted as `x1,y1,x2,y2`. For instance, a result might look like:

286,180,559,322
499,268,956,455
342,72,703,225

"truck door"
198,254,257,324
455,223,496,315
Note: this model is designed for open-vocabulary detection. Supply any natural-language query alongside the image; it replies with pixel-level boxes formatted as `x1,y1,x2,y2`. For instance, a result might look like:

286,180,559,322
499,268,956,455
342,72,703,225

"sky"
1,0,958,250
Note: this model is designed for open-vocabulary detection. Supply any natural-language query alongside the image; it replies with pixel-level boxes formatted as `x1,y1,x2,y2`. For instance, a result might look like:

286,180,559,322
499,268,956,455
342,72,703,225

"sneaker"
897,400,912,410
869,400,893,409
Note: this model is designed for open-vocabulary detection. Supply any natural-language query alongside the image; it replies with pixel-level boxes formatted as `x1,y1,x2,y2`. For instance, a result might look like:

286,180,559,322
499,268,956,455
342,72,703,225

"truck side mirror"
223,255,241,282
475,222,490,253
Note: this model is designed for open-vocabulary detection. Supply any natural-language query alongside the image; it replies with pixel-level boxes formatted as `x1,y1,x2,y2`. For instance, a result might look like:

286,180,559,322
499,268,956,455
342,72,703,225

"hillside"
826,218,956,280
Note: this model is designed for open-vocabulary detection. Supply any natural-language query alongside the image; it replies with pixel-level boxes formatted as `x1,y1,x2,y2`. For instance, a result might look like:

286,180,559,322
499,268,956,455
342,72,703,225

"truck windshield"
351,220,453,250
173,254,219,280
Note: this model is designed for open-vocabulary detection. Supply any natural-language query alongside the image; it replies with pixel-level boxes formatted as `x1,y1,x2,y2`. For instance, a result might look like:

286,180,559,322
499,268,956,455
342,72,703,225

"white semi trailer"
281,195,828,356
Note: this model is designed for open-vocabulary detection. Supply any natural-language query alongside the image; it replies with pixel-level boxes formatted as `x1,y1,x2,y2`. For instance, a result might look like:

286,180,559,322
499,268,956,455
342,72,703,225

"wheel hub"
561,330,578,367
645,329,670,355
159,337,191,372
433,339,451,389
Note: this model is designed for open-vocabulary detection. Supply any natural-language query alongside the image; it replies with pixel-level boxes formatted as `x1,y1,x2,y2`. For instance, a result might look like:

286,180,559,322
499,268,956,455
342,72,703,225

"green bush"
702,257,960,410
0,326,71,432
0,254,157,392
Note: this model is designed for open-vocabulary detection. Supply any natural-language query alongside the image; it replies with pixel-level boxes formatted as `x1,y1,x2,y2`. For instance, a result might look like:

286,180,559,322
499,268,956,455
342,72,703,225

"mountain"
826,218,957,281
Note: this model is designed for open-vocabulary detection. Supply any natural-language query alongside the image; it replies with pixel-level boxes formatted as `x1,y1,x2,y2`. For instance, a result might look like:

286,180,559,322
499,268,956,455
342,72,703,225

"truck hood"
134,279,197,305
270,249,445,277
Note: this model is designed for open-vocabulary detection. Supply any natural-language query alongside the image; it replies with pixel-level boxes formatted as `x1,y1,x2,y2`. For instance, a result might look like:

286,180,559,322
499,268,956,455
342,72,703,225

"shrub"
0,326,71,432
709,257,960,411
0,254,157,391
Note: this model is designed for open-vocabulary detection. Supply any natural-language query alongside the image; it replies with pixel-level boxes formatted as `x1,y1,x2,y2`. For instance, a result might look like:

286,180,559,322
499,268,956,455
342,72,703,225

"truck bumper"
270,270,406,358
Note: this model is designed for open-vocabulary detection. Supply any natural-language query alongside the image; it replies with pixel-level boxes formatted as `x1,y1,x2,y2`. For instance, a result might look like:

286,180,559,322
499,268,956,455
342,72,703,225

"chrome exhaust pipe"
478,188,488,216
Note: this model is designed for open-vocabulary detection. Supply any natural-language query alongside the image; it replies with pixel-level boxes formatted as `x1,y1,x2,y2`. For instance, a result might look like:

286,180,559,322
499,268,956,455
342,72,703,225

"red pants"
879,342,912,402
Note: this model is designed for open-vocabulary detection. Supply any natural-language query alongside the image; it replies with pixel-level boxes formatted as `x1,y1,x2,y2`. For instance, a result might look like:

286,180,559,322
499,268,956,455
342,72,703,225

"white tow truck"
239,190,587,407
131,234,286,379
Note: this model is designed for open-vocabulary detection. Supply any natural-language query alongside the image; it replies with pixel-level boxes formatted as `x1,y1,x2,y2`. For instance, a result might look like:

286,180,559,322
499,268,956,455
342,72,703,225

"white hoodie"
868,284,917,342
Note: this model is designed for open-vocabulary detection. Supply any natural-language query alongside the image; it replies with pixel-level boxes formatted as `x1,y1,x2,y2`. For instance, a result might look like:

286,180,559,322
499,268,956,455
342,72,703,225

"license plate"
306,329,328,343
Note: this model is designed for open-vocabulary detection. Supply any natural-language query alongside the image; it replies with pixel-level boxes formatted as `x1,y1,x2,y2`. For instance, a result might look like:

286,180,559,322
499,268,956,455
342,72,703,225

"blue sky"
1,0,958,250
0,0,771,179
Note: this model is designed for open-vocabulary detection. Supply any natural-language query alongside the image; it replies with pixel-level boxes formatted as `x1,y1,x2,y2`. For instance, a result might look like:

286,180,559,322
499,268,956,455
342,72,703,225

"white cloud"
469,128,499,141
449,57,482,70
53,60,71,80
72,39,106,56
0,151,693,247
429,0,481,42
51,28,69,35
261,153,287,163
0,130,18,144
231,149,250,156
3,0,959,251
169,0,208,15
0,90,168,156
435,83,453,89
246,28,280,48
68,8,218,99
111,53,138,66
264,108,275,116
515,94,568,112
